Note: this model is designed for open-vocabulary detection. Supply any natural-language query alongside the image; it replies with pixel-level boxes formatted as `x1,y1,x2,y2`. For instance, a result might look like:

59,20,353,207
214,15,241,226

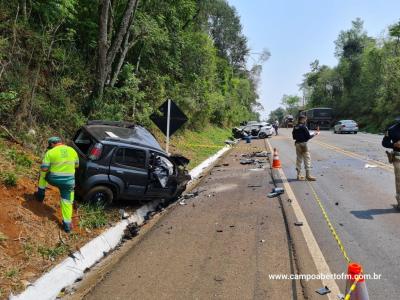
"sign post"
166,99,171,154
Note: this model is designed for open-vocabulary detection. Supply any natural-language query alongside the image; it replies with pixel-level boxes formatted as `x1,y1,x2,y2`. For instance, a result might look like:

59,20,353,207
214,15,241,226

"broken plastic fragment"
315,286,331,295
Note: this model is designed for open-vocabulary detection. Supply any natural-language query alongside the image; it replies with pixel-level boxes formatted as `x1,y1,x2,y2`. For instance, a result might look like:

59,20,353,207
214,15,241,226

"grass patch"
1,172,17,187
5,268,19,279
78,203,108,230
22,241,34,256
171,126,232,169
6,149,33,168
37,243,69,260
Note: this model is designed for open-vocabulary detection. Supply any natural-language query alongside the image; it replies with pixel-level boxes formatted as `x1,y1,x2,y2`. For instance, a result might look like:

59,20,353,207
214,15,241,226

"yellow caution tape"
179,143,224,149
344,277,359,300
307,181,351,264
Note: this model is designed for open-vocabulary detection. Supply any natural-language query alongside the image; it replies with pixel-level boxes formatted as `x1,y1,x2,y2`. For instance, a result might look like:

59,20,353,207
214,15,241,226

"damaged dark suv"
72,121,191,205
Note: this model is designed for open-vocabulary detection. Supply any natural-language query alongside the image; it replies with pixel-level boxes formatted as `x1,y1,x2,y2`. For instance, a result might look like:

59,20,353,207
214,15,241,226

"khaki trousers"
296,142,312,171
393,154,400,205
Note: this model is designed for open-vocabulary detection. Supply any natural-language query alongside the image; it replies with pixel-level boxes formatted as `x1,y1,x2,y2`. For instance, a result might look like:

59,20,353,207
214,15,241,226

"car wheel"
259,132,267,139
354,131,358,134
334,130,336,134
84,186,114,207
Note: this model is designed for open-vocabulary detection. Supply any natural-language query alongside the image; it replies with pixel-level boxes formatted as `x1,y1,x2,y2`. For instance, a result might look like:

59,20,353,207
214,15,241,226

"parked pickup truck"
72,120,191,205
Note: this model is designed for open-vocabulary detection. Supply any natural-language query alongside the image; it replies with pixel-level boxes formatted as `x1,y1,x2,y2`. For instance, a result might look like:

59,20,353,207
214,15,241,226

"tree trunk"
109,0,140,86
20,0,27,21
92,0,139,113
94,0,110,103
104,0,138,81
110,30,131,87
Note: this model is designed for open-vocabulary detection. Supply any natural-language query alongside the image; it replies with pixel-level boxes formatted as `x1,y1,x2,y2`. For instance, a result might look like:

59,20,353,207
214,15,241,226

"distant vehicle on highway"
283,115,294,128
333,120,359,134
301,107,333,130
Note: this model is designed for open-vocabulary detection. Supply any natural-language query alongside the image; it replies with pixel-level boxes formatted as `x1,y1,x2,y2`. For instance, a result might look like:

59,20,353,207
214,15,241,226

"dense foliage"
302,18,400,132
0,0,263,141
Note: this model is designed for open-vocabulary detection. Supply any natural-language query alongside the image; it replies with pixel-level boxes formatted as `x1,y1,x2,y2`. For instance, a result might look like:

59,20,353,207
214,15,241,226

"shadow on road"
350,207,400,220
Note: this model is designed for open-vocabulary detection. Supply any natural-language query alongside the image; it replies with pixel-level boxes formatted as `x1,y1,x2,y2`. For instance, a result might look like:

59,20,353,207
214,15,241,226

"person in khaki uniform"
292,115,319,181
382,120,400,208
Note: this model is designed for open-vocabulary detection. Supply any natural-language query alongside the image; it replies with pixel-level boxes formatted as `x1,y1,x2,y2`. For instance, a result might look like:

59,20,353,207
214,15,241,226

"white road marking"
266,139,341,299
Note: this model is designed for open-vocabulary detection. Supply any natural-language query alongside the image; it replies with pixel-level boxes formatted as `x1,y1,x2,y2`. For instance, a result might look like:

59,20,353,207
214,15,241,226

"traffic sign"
150,99,188,153
150,100,188,136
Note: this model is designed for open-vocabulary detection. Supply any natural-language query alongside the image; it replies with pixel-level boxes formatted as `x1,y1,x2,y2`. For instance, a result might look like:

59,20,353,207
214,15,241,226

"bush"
2,172,17,187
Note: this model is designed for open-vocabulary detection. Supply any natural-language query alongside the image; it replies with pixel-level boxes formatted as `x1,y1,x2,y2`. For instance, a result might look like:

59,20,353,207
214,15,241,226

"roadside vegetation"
0,125,232,296
0,0,260,296
0,0,265,150
269,18,400,132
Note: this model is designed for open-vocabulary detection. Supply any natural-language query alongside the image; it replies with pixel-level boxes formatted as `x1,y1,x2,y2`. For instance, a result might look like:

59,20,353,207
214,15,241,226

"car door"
109,147,149,198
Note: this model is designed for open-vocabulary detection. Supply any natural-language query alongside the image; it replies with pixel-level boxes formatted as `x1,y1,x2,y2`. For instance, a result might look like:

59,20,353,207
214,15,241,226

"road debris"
240,158,255,164
123,222,140,240
254,151,270,157
119,209,129,220
267,187,285,198
315,286,331,295
214,275,224,282
179,200,187,206
294,222,303,226
260,239,266,243
364,164,377,168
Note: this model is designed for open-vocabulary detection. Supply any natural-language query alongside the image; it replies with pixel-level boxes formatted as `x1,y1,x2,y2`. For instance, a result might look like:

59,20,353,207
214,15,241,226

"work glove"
35,187,45,202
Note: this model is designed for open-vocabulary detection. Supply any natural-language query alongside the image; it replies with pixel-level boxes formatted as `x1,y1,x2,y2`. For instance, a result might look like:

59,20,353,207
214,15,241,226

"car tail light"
89,143,103,160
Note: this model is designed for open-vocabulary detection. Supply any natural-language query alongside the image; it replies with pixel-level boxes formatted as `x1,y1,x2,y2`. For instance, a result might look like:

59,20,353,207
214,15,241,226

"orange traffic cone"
344,262,370,300
272,148,281,169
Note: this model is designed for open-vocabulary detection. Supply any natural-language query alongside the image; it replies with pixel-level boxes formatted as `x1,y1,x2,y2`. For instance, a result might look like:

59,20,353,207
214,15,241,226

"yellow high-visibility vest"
41,145,79,176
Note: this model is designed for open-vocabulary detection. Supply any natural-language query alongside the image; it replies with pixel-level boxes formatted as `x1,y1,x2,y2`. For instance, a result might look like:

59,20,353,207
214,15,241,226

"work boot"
306,171,316,181
296,169,304,180
62,221,72,233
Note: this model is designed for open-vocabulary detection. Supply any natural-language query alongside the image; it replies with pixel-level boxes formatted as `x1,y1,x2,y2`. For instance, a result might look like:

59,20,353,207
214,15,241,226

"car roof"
339,120,356,123
84,125,164,152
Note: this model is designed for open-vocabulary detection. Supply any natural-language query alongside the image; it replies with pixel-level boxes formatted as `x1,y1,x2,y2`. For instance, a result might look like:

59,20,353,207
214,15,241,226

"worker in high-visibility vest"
36,137,79,233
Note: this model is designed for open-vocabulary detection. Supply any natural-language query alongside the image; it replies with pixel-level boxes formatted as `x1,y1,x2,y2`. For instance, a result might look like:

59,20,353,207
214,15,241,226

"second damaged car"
72,121,191,205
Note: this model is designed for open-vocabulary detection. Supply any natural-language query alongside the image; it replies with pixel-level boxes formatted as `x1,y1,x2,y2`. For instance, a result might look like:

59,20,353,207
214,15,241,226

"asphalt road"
269,128,400,298
80,140,305,300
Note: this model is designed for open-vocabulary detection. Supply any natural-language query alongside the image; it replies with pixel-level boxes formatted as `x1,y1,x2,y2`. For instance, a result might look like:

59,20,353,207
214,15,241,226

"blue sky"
228,0,400,118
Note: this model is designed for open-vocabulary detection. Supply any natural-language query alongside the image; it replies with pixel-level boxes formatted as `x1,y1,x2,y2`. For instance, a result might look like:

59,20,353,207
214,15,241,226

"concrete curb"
11,145,232,300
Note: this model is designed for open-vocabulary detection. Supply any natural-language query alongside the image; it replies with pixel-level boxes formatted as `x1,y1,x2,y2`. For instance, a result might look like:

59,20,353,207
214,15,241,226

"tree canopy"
0,0,265,139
